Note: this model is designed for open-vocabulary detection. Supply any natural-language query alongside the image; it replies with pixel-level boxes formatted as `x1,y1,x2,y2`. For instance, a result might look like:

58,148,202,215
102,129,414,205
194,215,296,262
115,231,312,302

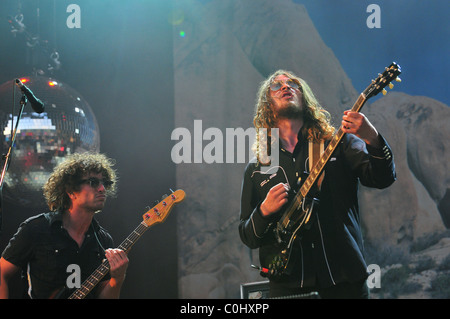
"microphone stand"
0,93,28,233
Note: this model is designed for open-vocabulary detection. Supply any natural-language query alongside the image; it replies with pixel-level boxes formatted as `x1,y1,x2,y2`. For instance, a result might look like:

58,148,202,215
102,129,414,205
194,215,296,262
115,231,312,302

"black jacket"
239,133,396,289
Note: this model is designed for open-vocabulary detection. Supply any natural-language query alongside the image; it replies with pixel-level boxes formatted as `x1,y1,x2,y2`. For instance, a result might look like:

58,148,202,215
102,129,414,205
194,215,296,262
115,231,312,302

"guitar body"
274,193,317,245
258,62,401,278
260,191,319,277
49,286,77,299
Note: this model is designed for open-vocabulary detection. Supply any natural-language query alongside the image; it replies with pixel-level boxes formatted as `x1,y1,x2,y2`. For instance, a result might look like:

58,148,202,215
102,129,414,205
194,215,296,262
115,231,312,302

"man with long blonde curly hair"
239,70,396,298
252,70,335,164
1,152,129,299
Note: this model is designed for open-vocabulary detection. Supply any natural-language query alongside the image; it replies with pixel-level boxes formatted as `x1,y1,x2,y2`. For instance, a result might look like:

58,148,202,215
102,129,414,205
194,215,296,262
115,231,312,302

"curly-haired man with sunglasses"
0,152,129,299
239,70,396,299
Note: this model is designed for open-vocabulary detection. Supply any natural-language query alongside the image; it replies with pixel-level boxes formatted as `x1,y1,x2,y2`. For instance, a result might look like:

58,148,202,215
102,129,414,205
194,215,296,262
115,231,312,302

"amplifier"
240,281,320,299
240,281,270,299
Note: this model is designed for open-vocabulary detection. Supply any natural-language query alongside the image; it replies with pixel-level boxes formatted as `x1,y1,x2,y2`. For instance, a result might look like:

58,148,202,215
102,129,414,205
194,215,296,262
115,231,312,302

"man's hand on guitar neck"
96,248,129,299
342,111,381,148
106,248,128,282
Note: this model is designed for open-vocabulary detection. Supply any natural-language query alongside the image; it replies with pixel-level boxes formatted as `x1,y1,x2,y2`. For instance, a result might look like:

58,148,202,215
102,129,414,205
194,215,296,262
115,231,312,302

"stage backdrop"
172,0,449,299
0,0,449,299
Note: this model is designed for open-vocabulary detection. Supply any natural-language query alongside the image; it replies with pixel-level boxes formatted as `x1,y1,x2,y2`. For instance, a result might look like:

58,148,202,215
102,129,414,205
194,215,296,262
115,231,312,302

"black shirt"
239,133,396,290
2,211,114,299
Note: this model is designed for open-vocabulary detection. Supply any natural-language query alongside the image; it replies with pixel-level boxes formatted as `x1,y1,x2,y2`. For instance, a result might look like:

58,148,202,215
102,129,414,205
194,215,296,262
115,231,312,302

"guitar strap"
308,139,325,190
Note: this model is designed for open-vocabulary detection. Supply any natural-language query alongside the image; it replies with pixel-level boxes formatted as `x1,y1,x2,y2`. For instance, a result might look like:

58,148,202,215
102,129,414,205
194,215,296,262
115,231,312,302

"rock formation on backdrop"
172,0,449,298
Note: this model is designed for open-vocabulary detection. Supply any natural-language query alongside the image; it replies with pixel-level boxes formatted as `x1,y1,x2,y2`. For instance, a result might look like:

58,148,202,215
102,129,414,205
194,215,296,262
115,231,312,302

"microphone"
15,79,45,113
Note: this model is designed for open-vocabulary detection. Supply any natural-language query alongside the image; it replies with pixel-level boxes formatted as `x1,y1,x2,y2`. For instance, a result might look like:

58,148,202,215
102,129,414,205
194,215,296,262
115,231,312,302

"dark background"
0,0,177,298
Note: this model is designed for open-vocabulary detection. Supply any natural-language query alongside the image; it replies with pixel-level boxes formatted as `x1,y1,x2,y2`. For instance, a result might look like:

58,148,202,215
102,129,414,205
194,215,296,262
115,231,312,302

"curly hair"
252,70,335,164
43,152,118,212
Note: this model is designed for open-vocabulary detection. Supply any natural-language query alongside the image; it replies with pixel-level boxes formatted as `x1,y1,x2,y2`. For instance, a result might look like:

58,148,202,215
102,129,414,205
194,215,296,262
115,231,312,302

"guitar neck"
278,62,401,230
68,222,149,299
64,189,185,299
299,93,367,198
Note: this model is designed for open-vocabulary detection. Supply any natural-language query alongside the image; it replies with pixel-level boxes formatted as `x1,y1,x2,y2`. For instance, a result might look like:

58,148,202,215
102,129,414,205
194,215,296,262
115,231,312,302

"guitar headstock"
364,62,402,99
142,189,186,227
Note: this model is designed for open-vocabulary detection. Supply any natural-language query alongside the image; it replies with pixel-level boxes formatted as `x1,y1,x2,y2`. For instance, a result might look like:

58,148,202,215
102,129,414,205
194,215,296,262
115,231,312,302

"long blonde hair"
252,70,335,164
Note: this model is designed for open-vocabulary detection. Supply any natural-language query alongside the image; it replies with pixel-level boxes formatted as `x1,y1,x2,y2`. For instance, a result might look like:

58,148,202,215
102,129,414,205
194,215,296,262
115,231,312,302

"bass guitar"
263,62,401,277
53,189,185,299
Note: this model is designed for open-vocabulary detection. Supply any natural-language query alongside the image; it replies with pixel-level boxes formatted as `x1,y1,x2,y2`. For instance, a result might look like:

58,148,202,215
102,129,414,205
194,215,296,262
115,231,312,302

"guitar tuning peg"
382,89,387,95
161,194,168,200
389,83,394,89
395,77,402,82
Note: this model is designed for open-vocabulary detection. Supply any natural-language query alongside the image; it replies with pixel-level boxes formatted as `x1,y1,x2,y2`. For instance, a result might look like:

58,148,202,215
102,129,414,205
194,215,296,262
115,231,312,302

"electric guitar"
262,62,401,277
53,189,185,299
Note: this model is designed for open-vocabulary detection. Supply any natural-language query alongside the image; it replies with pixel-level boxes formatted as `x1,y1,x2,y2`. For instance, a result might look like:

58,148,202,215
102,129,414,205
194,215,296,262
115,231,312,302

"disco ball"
0,76,100,208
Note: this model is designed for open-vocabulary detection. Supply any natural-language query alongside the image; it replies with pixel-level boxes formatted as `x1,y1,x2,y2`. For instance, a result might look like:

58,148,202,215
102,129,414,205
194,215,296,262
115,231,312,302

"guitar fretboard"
300,93,366,198
64,189,184,299
68,221,149,299
281,93,367,227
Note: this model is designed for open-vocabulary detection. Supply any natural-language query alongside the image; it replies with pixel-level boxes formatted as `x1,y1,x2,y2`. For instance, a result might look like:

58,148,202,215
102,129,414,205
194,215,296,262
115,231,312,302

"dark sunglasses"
80,177,113,189
269,78,301,91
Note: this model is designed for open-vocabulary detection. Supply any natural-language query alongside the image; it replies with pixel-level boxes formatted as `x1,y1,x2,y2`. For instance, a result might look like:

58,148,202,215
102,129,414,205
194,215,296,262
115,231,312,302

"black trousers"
269,279,369,299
